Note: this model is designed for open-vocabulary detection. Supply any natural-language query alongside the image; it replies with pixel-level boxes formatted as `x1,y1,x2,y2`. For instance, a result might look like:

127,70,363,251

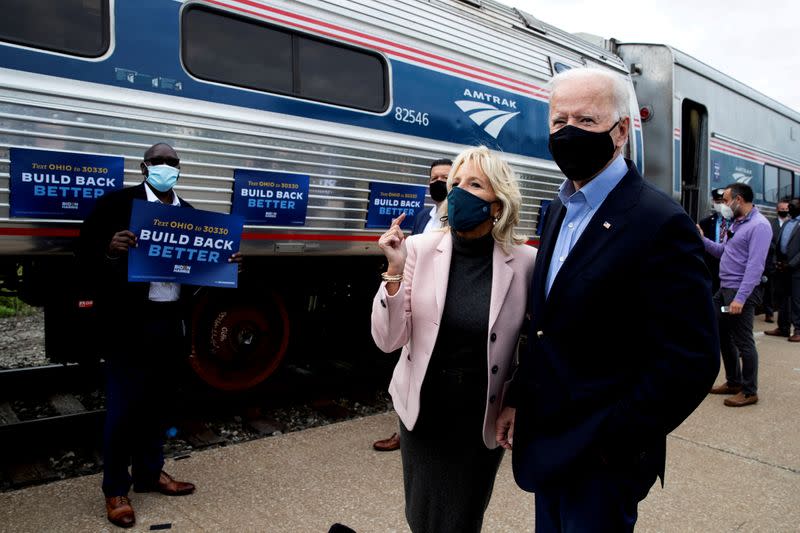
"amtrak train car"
581,37,800,221
0,0,643,388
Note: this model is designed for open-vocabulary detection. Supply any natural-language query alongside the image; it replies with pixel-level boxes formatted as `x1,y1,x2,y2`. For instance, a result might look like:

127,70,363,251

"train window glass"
182,6,387,112
0,0,109,57
778,168,793,201
297,37,387,112
794,173,800,198
183,7,293,94
763,164,778,203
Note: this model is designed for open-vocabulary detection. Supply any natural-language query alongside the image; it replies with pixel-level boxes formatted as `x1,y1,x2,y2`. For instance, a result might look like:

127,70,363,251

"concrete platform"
1,317,798,532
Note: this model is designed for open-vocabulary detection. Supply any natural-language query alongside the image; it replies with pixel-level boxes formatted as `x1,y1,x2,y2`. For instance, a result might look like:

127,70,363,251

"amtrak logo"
731,171,752,185
456,89,520,139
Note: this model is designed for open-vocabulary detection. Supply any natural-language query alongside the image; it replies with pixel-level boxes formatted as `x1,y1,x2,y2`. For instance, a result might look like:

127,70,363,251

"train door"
680,99,708,221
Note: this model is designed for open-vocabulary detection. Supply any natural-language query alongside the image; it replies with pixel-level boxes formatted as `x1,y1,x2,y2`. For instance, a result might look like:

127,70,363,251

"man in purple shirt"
702,183,771,407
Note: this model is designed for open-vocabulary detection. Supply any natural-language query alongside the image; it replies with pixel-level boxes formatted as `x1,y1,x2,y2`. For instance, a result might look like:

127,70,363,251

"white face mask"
719,203,734,220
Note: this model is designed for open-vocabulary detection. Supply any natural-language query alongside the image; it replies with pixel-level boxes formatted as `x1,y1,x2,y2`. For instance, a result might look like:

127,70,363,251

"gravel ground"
0,307,395,489
6,389,394,491
0,308,48,369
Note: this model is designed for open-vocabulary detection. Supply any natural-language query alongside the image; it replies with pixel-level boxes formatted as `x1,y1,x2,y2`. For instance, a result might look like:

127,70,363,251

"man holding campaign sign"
78,143,242,529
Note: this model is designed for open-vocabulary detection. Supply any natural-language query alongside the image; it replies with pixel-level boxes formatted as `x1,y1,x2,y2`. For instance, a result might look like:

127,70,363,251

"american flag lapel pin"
603,221,611,229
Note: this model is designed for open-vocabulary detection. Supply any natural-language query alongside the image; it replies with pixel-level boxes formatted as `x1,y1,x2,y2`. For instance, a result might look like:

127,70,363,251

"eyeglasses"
145,156,180,167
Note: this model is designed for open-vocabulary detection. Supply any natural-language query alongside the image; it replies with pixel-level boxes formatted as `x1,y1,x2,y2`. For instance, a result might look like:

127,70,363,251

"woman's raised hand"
378,213,408,274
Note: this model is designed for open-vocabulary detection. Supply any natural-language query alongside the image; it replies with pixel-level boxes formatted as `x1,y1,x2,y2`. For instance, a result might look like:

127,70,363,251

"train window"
778,168,793,200
182,6,388,112
794,173,800,198
763,165,778,203
297,37,387,112
0,0,109,57
183,8,293,95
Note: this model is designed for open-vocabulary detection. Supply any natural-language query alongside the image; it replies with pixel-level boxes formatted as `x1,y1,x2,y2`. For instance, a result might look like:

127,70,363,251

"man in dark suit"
766,197,800,341
373,157,452,452
698,188,730,293
410,158,452,235
495,69,719,532
763,198,791,323
79,143,240,528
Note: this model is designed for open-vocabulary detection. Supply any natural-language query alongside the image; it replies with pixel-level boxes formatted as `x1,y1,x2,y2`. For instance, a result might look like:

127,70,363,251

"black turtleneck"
415,229,494,437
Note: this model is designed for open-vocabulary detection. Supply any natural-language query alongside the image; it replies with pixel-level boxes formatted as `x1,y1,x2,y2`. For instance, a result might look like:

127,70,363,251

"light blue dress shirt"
545,154,628,297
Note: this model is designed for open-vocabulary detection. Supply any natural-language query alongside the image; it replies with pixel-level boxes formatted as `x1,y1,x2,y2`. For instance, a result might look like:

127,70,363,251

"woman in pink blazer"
371,146,536,533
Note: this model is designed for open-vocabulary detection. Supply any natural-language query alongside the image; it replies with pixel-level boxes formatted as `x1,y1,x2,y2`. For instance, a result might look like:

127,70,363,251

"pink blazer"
371,230,536,448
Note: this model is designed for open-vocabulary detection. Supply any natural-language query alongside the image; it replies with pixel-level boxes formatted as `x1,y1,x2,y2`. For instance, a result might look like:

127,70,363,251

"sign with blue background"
128,200,243,288
366,182,426,230
10,148,124,219
232,170,310,225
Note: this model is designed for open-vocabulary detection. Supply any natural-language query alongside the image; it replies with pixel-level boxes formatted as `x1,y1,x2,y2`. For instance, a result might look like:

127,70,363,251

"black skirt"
399,422,504,533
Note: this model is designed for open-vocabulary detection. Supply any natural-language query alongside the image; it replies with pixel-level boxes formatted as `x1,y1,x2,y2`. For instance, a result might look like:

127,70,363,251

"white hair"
548,68,631,120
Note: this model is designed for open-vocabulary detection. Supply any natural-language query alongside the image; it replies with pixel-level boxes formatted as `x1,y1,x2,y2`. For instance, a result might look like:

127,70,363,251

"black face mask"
778,210,790,218
429,180,448,203
548,121,619,182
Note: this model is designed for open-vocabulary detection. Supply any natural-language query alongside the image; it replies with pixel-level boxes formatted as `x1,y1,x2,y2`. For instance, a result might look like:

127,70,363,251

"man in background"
765,197,800,341
705,183,771,407
698,188,730,293
763,198,792,323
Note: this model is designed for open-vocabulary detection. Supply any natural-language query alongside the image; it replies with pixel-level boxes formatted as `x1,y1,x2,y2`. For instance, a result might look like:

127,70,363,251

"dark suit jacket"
411,205,432,235
77,183,194,354
775,218,800,270
509,161,720,492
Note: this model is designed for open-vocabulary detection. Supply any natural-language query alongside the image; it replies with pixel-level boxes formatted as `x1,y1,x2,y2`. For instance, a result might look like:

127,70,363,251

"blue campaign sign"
232,170,310,225
10,148,124,219
366,182,427,230
128,200,244,288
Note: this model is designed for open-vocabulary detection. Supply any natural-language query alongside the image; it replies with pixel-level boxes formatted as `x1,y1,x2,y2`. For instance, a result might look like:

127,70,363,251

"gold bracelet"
381,272,403,282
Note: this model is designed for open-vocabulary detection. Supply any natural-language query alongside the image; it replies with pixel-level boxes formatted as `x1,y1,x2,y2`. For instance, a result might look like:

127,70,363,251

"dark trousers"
713,287,761,395
773,269,800,334
533,464,655,533
102,303,184,496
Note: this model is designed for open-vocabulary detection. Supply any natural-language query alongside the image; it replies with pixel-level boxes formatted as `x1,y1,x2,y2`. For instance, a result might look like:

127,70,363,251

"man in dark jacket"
766,197,800,341
496,68,719,532
79,143,240,528
698,188,730,293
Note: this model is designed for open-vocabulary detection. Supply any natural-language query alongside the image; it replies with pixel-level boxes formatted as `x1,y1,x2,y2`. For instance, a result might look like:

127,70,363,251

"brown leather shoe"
105,495,135,528
135,471,195,496
788,334,800,342
373,432,400,452
764,328,790,337
724,392,759,407
709,382,742,395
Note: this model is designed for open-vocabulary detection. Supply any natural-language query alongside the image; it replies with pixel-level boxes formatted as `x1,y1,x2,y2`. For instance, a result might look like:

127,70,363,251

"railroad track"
0,363,106,443
0,358,393,490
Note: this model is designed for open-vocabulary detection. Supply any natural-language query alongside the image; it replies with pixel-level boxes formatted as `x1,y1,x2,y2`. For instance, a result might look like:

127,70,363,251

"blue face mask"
447,186,494,231
145,164,179,192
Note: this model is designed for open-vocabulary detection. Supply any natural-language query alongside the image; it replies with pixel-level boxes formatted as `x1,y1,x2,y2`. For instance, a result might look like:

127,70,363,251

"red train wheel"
189,290,289,391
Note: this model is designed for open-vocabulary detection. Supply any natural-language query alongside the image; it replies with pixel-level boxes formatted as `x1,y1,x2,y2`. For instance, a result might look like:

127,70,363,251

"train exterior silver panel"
615,43,800,221
0,0,641,258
